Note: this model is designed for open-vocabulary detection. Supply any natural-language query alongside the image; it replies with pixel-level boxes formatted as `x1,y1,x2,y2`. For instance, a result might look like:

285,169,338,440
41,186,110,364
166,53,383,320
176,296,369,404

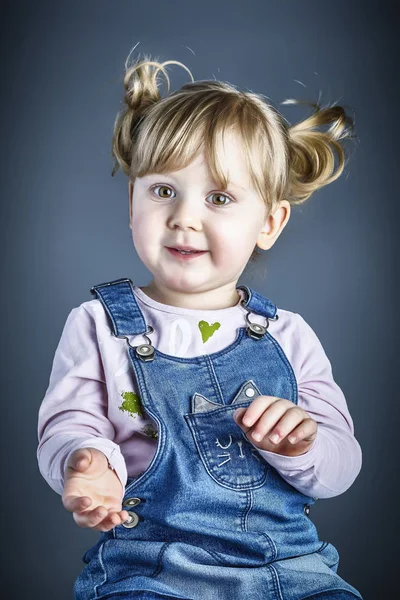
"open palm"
62,447,129,531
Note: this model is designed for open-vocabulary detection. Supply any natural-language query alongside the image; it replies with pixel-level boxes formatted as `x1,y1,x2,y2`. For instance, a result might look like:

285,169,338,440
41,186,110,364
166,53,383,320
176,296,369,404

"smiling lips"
166,247,208,260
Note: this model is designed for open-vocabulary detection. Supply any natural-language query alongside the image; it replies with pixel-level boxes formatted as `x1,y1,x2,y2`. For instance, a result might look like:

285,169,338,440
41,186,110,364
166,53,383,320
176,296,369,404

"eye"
151,185,176,199
206,192,233,207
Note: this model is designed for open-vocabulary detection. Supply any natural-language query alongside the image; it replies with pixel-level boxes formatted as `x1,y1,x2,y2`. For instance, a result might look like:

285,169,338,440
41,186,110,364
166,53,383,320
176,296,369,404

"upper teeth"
177,249,195,254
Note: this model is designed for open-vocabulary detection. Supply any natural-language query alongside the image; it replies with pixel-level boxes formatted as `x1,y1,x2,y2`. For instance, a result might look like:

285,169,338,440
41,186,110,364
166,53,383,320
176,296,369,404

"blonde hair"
111,50,356,262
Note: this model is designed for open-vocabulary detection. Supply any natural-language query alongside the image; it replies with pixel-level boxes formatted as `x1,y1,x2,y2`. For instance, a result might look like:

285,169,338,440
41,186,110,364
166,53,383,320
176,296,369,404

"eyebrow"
229,182,247,192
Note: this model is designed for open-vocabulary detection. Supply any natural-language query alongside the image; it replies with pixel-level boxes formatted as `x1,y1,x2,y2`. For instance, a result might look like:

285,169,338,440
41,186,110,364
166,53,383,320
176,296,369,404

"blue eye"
151,185,233,206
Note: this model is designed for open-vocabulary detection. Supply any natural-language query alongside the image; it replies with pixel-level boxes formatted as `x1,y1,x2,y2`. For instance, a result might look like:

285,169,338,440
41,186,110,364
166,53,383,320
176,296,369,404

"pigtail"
111,49,193,177
283,99,356,204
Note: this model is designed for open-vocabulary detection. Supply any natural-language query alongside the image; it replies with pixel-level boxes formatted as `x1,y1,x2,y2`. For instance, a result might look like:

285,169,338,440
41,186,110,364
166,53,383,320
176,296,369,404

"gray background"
1,1,398,598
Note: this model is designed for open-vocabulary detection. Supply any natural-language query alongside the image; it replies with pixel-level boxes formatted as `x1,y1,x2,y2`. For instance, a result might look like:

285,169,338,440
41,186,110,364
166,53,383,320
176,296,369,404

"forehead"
160,130,253,191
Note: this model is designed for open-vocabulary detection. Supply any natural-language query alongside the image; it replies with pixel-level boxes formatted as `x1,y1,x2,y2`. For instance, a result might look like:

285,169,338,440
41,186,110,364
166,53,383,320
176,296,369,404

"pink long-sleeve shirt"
37,285,362,500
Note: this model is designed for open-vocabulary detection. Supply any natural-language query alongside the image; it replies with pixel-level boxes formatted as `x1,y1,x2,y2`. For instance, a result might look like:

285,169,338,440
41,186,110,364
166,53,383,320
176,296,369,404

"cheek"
131,217,144,244
212,223,257,257
130,218,157,270
131,210,157,246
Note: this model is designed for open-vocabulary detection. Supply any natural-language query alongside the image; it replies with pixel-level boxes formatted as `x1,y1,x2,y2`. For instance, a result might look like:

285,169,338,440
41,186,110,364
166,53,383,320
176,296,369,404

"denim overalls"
74,278,363,600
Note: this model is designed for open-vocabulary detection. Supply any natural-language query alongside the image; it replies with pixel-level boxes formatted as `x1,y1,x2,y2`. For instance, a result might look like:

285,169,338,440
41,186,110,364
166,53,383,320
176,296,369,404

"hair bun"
284,99,356,203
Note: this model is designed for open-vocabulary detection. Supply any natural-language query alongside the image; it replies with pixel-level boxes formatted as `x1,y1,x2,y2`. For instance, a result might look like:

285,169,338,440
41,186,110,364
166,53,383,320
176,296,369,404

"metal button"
122,511,140,528
245,388,255,397
246,322,267,340
136,344,155,362
304,504,310,516
123,497,141,508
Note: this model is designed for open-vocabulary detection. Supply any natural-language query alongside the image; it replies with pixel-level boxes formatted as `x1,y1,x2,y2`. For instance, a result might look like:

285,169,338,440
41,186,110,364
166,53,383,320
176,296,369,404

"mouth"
166,247,208,260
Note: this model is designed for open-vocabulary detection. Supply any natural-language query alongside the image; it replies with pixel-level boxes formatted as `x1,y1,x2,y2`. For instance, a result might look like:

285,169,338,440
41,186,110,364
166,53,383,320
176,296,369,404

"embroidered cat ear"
231,380,262,405
191,393,221,413
191,380,262,413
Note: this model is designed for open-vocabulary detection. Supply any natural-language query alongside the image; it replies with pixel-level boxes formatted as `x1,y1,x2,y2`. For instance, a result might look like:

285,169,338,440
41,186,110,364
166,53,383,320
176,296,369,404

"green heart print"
198,320,221,343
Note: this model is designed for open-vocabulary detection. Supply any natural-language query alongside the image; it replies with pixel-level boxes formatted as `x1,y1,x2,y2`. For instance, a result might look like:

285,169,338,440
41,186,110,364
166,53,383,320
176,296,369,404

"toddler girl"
37,50,363,599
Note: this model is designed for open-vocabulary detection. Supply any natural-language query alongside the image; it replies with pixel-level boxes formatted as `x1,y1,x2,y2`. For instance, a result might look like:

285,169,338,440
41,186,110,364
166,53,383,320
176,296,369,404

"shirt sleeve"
251,312,362,499
37,305,128,495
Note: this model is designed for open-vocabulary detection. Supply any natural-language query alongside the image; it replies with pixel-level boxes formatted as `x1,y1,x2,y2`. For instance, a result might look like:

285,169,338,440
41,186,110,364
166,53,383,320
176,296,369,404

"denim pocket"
184,402,270,490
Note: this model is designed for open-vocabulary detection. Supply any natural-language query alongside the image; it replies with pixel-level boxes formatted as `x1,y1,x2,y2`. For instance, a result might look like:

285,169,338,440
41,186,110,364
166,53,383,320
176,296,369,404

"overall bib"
74,278,363,600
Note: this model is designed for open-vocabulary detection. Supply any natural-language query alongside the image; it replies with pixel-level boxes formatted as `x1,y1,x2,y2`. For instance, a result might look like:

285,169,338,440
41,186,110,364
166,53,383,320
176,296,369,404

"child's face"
128,130,285,305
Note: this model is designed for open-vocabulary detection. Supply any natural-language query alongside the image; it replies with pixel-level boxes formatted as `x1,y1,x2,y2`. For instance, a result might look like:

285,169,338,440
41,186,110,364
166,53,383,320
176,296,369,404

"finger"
93,512,119,532
63,494,93,513
233,405,268,438
120,510,131,522
255,405,307,444
233,408,248,429
234,396,282,429
73,505,108,528
235,398,294,441
93,509,131,532
285,418,318,444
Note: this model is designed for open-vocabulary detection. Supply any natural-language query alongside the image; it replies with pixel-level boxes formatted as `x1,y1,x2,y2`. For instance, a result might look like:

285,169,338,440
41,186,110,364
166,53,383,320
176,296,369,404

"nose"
167,197,203,231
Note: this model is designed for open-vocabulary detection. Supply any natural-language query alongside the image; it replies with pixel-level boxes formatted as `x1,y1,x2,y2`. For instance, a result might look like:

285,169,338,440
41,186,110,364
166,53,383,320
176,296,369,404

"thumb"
68,448,92,472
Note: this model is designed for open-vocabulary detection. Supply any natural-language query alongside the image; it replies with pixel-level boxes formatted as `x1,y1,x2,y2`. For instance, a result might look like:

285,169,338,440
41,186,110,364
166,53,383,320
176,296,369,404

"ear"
128,180,134,229
256,200,291,251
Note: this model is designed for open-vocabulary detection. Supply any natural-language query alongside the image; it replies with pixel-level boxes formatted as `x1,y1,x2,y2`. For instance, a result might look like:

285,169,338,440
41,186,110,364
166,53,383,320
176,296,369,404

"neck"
139,281,242,310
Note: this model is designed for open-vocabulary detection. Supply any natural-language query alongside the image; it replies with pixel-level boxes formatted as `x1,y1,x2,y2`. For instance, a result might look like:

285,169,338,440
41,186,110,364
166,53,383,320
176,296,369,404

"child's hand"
233,395,318,457
62,448,130,532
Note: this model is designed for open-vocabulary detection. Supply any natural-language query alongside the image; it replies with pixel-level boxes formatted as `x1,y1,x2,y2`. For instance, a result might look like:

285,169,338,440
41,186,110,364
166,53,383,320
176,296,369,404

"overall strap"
237,285,278,319
89,278,147,336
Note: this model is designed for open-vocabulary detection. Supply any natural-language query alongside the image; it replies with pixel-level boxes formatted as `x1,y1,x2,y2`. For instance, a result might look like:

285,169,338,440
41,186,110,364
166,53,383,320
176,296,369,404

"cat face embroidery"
184,380,271,490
